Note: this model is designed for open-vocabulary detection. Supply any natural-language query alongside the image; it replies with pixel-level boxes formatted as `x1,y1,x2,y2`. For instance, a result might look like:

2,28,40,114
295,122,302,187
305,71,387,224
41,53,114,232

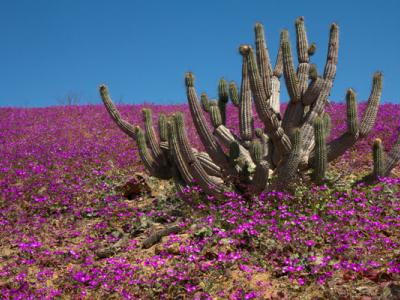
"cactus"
100,17,398,196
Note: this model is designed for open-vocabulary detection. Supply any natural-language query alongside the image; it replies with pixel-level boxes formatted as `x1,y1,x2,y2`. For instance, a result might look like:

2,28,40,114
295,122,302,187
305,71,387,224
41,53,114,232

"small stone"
380,283,400,300
116,174,151,200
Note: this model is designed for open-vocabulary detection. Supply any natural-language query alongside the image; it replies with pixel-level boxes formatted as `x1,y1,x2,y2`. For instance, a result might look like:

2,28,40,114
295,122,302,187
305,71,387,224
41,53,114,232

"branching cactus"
100,17,399,196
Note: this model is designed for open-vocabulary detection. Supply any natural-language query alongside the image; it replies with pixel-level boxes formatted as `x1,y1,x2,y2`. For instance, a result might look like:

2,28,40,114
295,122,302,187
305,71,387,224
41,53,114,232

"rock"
380,283,400,300
116,174,151,200
95,247,115,259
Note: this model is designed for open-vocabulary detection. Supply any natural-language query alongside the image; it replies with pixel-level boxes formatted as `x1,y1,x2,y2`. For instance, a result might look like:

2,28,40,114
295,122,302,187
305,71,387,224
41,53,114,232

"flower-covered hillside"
0,103,399,299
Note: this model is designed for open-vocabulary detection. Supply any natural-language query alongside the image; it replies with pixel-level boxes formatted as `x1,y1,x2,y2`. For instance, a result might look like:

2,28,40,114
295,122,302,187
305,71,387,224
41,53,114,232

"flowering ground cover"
0,103,399,299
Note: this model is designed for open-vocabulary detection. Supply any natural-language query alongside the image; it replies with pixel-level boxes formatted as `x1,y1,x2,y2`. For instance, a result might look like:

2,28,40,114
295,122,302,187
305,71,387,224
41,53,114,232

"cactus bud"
308,42,316,56
239,44,251,56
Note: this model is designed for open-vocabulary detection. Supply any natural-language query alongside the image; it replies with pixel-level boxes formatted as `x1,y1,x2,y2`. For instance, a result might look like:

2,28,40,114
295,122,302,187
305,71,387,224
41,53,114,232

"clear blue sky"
1,0,399,107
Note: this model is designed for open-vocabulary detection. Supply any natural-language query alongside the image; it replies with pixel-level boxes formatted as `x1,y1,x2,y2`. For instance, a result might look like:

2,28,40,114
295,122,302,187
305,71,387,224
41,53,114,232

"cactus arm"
270,45,283,115
281,29,305,138
167,120,194,184
214,125,256,170
184,72,229,168
295,17,309,64
158,113,168,143
324,73,382,164
273,45,283,78
209,103,223,128
372,138,385,178
270,76,281,115
295,17,311,96
249,140,263,164
312,118,327,184
250,161,270,194
255,128,272,163
173,113,226,195
384,135,400,176
229,81,240,107
359,72,383,137
324,89,359,162
254,23,272,97
239,45,292,157
200,92,210,113
135,127,171,179
99,85,137,139
302,77,324,106
322,112,331,137
142,108,166,165
218,78,229,125
277,128,302,183
239,51,254,143
300,23,339,157
323,23,339,83
281,30,300,103
194,152,222,177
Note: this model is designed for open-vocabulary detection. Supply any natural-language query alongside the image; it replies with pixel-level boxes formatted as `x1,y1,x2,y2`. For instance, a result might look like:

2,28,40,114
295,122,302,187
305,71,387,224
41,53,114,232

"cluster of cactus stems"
100,17,400,197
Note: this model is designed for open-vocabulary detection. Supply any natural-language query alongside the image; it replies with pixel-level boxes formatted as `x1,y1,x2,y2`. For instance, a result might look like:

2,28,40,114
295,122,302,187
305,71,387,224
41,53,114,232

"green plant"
100,17,400,196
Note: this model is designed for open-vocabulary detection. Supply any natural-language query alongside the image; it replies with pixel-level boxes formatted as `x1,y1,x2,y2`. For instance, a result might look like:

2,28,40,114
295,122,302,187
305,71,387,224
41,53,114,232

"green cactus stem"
254,22,272,95
218,78,229,125
99,85,137,139
372,138,385,179
346,89,359,136
322,112,331,138
359,72,383,137
142,108,164,164
313,117,327,184
210,103,223,128
200,92,210,112
158,113,168,142
229,81,240,107
250,140,263,164
281,30,300,103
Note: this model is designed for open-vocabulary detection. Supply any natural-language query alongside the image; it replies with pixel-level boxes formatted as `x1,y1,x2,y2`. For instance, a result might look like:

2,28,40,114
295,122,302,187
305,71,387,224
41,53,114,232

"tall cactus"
100,17,397,196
